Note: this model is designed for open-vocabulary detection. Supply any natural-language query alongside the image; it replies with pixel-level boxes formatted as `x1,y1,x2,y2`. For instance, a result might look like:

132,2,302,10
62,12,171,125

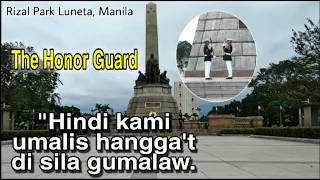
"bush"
220,128,255,135
1,130,53,141
220,127,320,139
254,127,320,139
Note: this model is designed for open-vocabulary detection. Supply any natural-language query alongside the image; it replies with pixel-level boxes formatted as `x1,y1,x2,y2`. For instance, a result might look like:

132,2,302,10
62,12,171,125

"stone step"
206,83,249,87
200,95,238,99
206,91,241,95
188,86,245,91
186,84,249,89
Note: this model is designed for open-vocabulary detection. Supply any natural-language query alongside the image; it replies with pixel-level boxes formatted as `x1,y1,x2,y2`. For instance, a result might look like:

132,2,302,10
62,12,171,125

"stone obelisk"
146,2,159,67
126,2,180,133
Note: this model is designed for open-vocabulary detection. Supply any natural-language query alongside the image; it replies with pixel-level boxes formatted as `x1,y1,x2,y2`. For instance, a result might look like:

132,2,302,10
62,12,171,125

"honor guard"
223,38,233,79
203,40,214,80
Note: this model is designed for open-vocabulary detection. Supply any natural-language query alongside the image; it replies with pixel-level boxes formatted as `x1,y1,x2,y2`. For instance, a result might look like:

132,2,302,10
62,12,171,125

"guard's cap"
226,38,233,41
204,40,209,43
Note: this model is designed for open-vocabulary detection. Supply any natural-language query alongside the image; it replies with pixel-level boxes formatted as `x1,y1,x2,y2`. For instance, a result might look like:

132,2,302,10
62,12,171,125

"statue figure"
160,70,170,84
146,54,159,83
135,71,147,86
179,110,183,119
179,110,184,129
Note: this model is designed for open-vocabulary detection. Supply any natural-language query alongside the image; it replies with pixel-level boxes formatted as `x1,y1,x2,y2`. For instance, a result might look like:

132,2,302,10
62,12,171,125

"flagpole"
258,107,260,117
32,115,34,130
236,109,238,117
280,106,282,127
32,109,35,130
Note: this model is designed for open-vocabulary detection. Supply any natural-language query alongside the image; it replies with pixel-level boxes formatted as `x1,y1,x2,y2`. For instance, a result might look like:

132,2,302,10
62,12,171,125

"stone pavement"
181,77,251,102
1,136,319,179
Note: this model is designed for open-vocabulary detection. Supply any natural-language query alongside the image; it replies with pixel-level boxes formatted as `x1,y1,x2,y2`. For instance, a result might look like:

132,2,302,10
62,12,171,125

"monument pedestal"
126,84,180,130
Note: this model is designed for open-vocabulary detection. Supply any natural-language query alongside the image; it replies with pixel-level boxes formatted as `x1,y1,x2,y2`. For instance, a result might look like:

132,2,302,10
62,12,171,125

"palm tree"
95,103,110,113
95,103,102,112
101,104,111,113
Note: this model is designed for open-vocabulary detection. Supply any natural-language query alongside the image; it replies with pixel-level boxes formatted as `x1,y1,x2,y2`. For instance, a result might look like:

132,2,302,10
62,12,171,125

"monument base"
126,83,180,130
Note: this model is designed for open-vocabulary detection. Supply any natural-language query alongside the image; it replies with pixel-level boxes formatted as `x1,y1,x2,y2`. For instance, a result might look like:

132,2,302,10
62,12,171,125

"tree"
95,103,110,113
290,18,320,101
199,115,208,122
228,18,319,125
101,104,111,113
95,103,102,112
205,18,319,126
176,41,192,69
49,92,61,111
1,42,63,129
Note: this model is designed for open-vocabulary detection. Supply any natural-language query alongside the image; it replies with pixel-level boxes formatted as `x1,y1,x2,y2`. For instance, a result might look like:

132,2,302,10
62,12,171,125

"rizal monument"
126,2,180,129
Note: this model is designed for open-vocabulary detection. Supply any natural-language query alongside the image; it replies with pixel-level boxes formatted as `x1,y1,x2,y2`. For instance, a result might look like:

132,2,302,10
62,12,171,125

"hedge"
254,127,320,139
220,128,255,135
219,127,320,139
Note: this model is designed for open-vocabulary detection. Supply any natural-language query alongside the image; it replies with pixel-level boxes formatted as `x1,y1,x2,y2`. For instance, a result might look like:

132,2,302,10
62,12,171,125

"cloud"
2,1,319,115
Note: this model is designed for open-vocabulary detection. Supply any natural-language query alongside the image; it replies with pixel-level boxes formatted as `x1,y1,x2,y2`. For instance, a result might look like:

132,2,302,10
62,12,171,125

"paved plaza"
1,136,319,179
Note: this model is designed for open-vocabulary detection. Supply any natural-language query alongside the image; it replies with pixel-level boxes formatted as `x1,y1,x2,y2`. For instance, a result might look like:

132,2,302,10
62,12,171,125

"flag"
280,106,286,112
196,107,201,112
215,107,218,111
236,107,241,112
258,106,265,111
91,108,95,114
110,108,114,115
32,109,35,116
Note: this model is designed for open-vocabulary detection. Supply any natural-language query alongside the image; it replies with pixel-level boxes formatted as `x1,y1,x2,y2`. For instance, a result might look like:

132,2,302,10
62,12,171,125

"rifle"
209,37,215,57
222,38,227,55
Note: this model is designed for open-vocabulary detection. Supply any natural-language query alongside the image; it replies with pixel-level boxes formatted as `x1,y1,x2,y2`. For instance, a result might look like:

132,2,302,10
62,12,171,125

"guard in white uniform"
203,40,213,80
223,38,233,79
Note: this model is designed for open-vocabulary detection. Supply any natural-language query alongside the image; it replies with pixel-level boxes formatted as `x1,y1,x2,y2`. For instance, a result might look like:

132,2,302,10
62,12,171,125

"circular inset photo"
176,11,257,102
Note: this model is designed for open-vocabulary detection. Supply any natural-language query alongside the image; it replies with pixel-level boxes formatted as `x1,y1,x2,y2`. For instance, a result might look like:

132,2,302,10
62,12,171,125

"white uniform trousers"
226,61,232,77
205,61,211,78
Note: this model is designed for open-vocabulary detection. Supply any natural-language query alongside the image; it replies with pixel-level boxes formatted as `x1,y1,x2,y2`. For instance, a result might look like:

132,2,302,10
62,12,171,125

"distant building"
1,103,15,130
174,82,199,116
298,102,320,127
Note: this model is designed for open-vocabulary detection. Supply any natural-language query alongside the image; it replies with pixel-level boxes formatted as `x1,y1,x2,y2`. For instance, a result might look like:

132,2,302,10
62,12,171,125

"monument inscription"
145,102,161,108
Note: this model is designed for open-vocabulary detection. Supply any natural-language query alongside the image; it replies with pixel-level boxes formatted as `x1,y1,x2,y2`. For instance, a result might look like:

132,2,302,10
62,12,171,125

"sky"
2,1,319,116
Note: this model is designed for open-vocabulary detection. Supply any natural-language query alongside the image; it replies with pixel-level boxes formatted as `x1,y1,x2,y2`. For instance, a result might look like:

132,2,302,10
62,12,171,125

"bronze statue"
179,110,184,129
135,71,147,86
146,54,159,83
160,70,170,84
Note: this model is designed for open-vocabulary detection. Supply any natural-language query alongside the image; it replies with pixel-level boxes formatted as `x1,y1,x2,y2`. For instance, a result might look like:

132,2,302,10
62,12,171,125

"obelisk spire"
146,2,159,69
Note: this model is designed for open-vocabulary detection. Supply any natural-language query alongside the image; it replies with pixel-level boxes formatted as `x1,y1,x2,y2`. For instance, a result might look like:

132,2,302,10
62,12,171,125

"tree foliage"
94,103,110,113
208,18,319,126
1,42,63,128
176,41,192,60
